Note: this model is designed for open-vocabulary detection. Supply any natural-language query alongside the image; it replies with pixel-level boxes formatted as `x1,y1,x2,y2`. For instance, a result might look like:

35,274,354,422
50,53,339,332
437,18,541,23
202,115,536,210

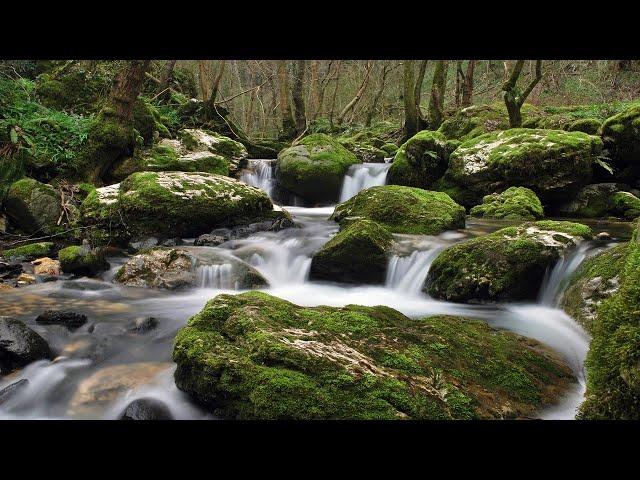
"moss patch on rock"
309,219,393,284
600,101,640,165
331,185,465,235
443,128,601,207
425,220,592,302
577,226,640,419
58,244,108,276
387,130,458,189
470,187,544,221
4,178,62,234
1,242,55,261
276,134,360,203
172,291,574,419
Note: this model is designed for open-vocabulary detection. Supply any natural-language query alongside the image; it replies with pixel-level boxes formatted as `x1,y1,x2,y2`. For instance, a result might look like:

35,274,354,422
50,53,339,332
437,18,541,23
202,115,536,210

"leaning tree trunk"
427,60,449,129
336,62,372,126
158,59,177,102
292,60,307,136
77,60,150,183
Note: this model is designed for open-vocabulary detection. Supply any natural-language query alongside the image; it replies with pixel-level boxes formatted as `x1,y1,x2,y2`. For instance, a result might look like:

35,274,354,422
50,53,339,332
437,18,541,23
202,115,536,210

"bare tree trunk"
210,60,226,105
502,60,543,127
329,60,342,129
109,60,151,123
414,60,428,131
427,60,449,129
292,60,307,135
198,61,211,101
314,60,334,121
402,60,418,142
158,60,177,101
309,60,319,119
461,60,475,107
337,61,372,125
455,60,463,108
365,62,391,127
278,60,296,139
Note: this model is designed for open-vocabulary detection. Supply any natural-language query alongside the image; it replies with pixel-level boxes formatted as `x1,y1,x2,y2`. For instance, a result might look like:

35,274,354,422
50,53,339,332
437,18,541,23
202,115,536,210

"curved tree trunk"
336,61,372,125
292,60,307,135
427,60,449,129
278,60,296,140
502,60,542,127
461,60,475,107
402,60,418,142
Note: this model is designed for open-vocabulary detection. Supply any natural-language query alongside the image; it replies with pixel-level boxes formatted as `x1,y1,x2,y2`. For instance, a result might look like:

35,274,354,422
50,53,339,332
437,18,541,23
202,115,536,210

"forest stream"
0,160,630,420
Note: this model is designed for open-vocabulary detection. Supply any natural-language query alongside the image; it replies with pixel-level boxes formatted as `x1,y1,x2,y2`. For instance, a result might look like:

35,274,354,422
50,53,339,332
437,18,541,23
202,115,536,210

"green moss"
387,130,456,189
331,185,465,235
611,192,640,220
309,219,393,284
444,128,601,207
35,70,108,114
132,97,170,145
275,133,360,203
600,101,640,164
58,244,108,275
578,226,640,419
426,220,592,302
1,241,55,260
172,291,574,419
470,187,544,220
4,178,62,234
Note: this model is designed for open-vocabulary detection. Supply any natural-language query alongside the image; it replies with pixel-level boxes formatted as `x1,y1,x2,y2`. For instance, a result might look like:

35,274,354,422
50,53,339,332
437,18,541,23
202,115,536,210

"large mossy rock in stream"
387,130,458,189
441,128,601,207
275,134,360,203
0,316,52,374
113,247,267,290
600,101,640,166
331,185,465,235
469,187,544,221
309,219,393,284
1,242,56,262
555,183,640,219
425,220,592,303
79,172,276,246
172,291,575,419
565,224,640,419
4,178,62,234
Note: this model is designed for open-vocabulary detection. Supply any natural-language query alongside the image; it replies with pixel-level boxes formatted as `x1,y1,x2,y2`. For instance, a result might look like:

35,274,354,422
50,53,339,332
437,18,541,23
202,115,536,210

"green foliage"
0,77,91,180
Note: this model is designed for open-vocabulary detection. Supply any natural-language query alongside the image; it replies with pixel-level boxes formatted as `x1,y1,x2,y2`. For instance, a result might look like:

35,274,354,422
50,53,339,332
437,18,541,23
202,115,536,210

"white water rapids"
0,159,607,420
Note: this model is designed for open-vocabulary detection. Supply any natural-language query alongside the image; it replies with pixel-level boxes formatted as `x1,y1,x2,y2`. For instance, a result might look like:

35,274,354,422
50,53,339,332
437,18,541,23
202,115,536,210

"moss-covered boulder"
132,98,170,145
109,142,229,182
114,247,267,290
425,221,592,302
331,185,465,235
172,291,574,419
443,129,601,207
561,243,626,332
337,129,394,163
438,103,541,142
276,134,360,203
309,219,393,284
4,178,62,234
1,242,55,261
387,130,458,189
179,129,248,176
58,244,108,276
555,183,640,219
79,172,277,246
600,101,640,165
470,187,544,221
574,226,640,419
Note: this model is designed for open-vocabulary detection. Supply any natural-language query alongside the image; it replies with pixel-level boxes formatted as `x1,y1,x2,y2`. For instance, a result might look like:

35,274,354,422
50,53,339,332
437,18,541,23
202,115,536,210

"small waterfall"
248,244,312,285
339,163,391,202
385,248,443,293
538,243,592,306
240,159,275,198
197,264,235,289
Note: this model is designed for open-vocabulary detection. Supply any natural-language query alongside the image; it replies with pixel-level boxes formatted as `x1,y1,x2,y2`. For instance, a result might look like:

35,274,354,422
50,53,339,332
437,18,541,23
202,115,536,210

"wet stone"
128,317,159,334
118,397,173,420
0,379,29,405
35,310,88,330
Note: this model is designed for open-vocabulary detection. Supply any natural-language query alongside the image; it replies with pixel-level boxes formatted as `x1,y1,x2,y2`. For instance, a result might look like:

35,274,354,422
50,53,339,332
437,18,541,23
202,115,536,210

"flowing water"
339,162,392,202
0,164,628,420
